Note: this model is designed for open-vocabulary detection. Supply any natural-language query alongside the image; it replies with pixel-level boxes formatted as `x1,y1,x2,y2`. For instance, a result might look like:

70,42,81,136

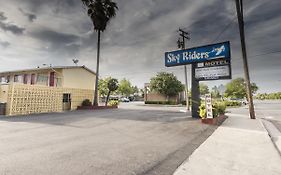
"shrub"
199,101,226,119
199,104,206,119
223,100,241,107
82,99,92,106
108,100,119,106
213,102,226,117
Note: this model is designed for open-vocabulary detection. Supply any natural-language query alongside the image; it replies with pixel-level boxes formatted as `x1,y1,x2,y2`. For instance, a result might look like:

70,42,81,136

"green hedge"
223,100,242,107
145,101,177,105
82,99,92,106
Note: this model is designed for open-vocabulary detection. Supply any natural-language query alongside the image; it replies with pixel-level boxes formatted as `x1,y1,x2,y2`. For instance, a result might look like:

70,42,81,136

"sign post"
205,94,213,118
165,41,231,118
191,63,200,118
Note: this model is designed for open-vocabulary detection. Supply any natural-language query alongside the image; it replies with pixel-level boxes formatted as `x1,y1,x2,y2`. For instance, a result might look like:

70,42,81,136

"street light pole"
235,0,255,119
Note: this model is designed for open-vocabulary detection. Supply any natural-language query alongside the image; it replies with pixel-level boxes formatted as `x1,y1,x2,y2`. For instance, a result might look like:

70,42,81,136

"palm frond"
81,0,118,31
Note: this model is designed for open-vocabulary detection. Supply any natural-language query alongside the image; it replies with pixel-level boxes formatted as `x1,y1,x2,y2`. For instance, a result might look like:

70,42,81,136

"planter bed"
201,115,228,126
77,105,118,110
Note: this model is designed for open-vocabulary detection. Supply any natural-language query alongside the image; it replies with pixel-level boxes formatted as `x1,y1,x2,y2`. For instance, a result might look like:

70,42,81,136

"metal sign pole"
191,63,200,118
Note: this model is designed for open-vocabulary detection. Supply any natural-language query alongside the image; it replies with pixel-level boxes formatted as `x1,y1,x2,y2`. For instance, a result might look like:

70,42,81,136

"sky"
0,0,280,93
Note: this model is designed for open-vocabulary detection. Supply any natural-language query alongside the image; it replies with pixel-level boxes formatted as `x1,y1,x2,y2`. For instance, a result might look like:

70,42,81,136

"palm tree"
81,0,118,106
105,78,119,106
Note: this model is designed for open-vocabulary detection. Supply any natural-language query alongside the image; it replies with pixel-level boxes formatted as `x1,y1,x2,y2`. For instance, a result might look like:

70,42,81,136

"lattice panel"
7,84,63,116
5,84,94,116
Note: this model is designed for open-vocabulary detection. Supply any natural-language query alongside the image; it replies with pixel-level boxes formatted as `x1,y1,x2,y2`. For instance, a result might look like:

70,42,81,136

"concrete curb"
261,119,281,156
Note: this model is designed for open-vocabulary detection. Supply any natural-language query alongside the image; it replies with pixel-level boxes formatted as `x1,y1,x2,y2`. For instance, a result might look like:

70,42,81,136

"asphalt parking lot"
0,102,216,175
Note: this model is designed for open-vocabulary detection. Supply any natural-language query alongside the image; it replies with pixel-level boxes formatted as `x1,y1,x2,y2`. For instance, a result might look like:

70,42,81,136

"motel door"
63,93,71,111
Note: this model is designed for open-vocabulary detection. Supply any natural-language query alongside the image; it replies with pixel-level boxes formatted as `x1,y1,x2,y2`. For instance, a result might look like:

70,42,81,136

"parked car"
120,97,130,102
229,98,248,105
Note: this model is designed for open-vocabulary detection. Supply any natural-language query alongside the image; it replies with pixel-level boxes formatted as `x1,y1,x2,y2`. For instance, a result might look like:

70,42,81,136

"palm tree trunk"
105,91,111,106
93,30,101,106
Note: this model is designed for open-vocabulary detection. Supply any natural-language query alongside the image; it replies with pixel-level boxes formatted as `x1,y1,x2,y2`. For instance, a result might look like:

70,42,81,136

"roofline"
0,66,96,75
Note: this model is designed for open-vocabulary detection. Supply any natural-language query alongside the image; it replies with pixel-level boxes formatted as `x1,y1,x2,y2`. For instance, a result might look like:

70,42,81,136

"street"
0,102,215,175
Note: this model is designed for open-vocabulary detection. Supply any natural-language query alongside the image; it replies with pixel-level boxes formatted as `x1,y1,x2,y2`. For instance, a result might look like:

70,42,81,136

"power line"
211,16,237,43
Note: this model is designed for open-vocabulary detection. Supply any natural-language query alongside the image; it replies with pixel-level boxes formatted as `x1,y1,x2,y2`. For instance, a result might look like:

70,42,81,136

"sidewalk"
173,114,281,175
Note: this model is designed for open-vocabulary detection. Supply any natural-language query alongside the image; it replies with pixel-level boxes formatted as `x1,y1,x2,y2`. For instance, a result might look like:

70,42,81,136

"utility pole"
235,0,255,119
178,28,190,111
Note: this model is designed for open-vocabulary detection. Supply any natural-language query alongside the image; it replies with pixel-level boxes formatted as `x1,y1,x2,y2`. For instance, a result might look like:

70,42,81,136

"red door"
23,74,28,84
31,74,35,85
49,72,55,87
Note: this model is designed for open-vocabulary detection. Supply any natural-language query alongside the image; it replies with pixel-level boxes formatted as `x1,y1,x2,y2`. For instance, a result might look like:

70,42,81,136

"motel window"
14,75,23,83
56,78,62,87
0,77,5,83
14,75,19,82
37,74,48,86
7,76,10,83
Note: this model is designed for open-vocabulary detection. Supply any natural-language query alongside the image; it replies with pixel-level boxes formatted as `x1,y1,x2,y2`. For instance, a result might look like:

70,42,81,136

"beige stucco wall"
62,68,95,90
0,84,9,103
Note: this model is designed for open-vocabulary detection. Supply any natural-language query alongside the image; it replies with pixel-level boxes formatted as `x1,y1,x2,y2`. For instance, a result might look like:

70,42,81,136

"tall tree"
105,78,118,106
199,83,209,95
118,79,134,97
224,78,258,99
150,72,184,101
81,0,118,106
98,78,108,98
132,86,139,94
98,77,112,98
211,86,221,98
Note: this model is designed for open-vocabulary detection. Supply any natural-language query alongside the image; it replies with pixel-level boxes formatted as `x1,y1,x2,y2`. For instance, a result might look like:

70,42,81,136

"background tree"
211,86,221,98
256,92,281,100
132,86,139,95
98,77,111,98
150,72,184,101
105,78,118,106
139,88,145,98
224,78,258,99
118,79,134,97
81,0,118,106
199,83,209,95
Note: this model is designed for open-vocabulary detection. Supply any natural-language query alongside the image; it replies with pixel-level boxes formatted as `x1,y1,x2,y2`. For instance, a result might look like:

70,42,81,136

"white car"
120,97,130,102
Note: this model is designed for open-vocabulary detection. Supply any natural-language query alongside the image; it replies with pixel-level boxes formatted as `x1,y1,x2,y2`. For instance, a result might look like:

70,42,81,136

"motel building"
0,66,95,116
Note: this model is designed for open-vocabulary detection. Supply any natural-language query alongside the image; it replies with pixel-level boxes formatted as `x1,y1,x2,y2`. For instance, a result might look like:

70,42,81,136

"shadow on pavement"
0,108,197,126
